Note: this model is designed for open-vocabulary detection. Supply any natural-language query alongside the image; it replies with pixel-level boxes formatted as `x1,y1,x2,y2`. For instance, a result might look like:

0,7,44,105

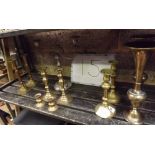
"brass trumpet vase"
124,39,155,124
95,69,116,119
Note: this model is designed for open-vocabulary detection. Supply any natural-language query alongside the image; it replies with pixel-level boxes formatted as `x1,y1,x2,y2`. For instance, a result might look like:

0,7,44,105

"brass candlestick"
22,54,36,88
12,60,28,95
41,68,56,102
124,40,155,124
95,69,116,119
48,98,58,112
34,93,44,108
54,54,72,91
57,67,72,105
108,60,120,105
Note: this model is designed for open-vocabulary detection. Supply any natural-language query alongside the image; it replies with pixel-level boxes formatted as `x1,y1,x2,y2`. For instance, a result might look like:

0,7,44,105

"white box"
71,54,115,86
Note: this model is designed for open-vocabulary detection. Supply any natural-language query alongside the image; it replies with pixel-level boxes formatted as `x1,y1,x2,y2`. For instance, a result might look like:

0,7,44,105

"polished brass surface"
34,93,44,108
108,60,120,105
54,54,72,91
124,40,155,125
22,54,36,88
57,67,73,105
48,98,58,112
12,60,28,95
95,69,116,119
41,68,56,102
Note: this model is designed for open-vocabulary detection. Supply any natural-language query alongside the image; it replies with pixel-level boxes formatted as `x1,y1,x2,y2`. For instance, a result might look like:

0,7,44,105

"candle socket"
95,69,116,119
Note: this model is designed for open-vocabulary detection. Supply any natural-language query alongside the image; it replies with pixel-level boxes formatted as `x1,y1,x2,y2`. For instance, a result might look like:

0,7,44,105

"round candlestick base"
57,94,72,105
95,102,116,119
124,109,143,125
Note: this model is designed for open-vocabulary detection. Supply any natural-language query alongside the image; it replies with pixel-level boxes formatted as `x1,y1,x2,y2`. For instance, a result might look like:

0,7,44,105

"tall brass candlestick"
12,60,28,95
124,40,155,124
54,54,72,91
108,60,120,105
22,54,36,88
57,67,72,105
95,69,116,119
41,68,56,102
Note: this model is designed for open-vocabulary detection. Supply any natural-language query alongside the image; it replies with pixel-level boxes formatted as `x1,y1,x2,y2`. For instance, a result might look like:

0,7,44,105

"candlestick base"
54,80,72,91
57,94,72,105
26,79,36,88
48,101,58,112
43,92,56,102
18,85,28,96
124,109,143,125
95,102,116,119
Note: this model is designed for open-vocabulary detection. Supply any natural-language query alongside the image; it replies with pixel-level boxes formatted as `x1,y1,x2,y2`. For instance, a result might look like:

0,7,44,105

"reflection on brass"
54,54,72,91
57,67,72,105
48,98,58,112
34,93,44,108
41,68,56,102
95,69,116,119
108,60,120,105
22,54,36,88
124,40,155,124
12,59,28,95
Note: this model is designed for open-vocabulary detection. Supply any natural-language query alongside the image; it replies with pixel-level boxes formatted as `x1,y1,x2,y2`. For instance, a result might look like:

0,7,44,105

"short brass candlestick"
12,60,28,95
41,68,56,102
34,93,44,108
22,54,36,88
108,60,120,105
48,98,58,112
124,40,155,124
57,67,72,105
95,69,116,119
54,54,72,91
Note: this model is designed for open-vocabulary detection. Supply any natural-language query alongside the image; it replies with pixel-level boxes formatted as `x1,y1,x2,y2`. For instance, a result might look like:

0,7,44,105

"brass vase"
124,39,155,124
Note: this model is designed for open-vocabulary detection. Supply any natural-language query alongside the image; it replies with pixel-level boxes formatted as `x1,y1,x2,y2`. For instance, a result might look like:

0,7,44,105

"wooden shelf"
0,73,155,124
0,29,52,38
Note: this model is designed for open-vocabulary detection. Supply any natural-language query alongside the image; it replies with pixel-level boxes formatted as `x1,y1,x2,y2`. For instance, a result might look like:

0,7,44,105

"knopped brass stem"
54,54,72,91
57,67,72,105
41,68,56,102
95,69,116,119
